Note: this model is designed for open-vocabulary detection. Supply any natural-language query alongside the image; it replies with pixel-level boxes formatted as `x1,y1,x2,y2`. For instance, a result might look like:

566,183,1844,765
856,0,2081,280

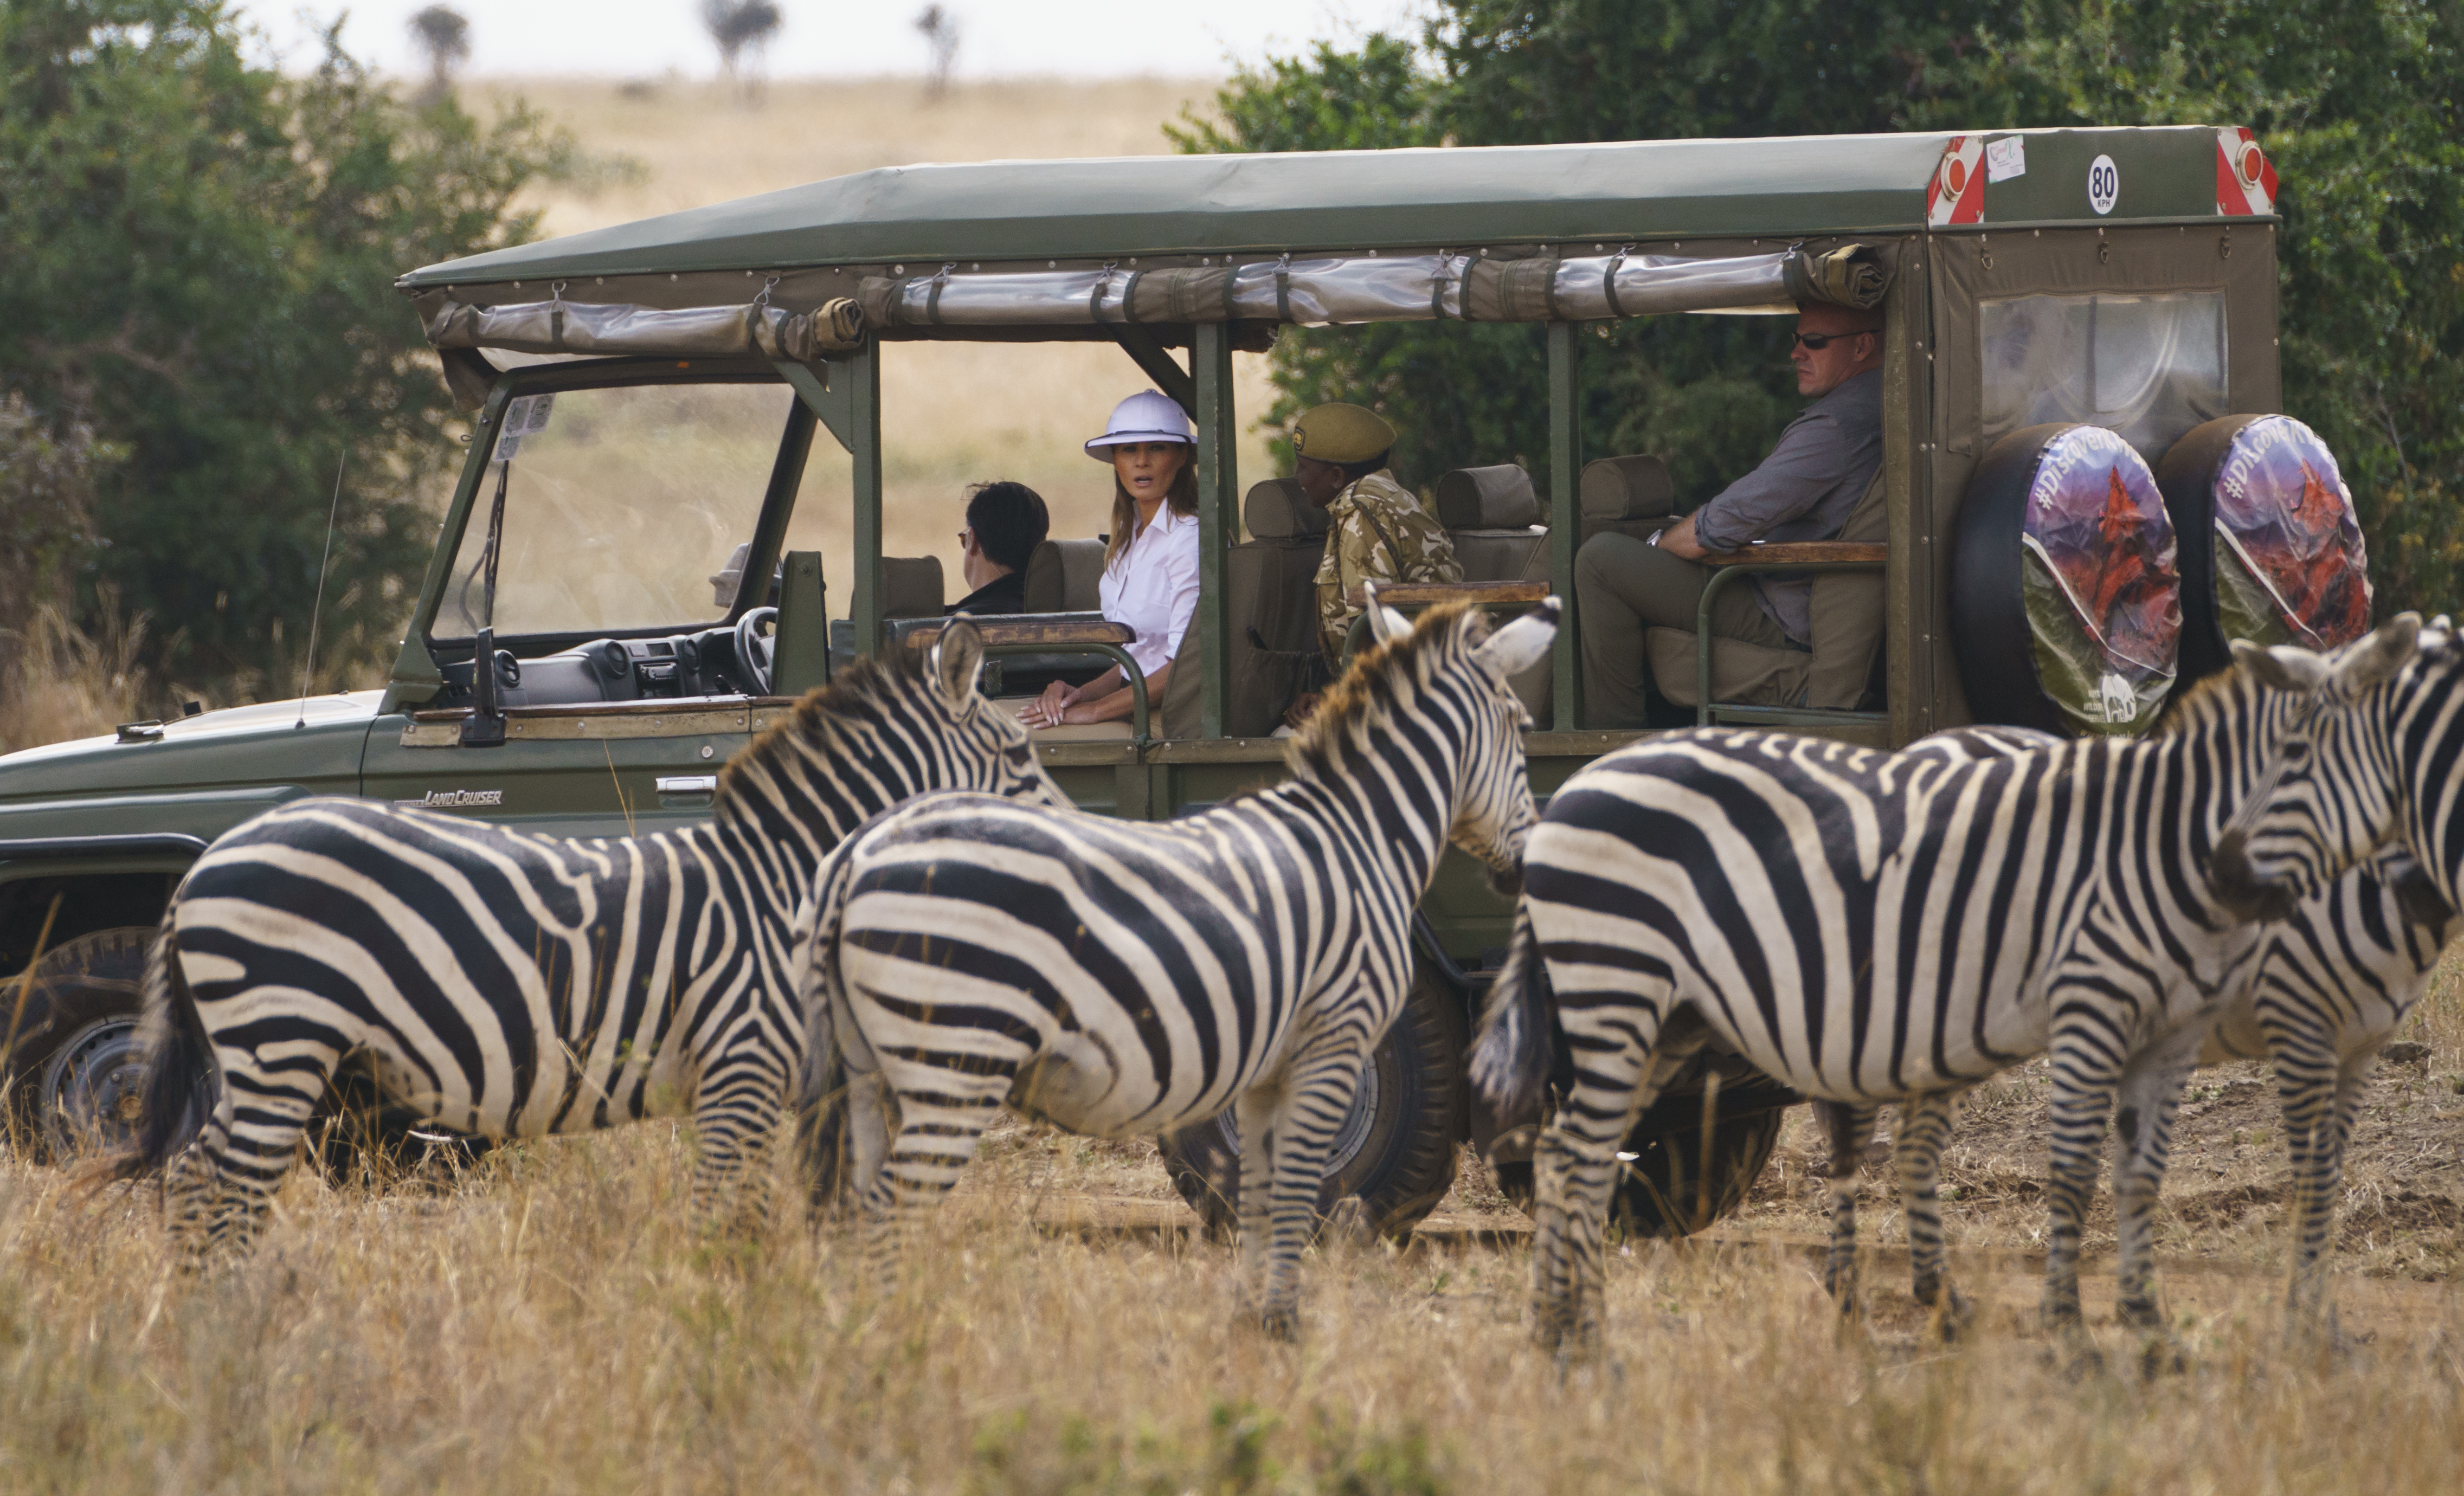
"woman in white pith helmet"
1018,390,1201,730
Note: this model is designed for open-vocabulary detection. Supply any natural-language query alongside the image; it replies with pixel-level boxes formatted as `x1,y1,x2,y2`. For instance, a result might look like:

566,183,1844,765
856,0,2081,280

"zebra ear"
2332,611,2421,694
2231,638,2330,694
932,618,987,703
1472,596,1561,681
1362,581,1409,644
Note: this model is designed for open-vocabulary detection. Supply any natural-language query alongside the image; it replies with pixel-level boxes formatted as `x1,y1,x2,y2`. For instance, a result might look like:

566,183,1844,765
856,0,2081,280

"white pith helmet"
1084,390,1195,460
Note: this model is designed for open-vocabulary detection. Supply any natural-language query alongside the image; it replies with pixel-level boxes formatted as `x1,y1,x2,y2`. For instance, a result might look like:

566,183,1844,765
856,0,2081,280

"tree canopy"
0,0,579,691
1180,0,2464,617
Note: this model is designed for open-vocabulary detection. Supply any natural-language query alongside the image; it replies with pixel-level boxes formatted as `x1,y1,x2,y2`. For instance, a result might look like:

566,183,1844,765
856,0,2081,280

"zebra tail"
90,907,217,1186
793,846,861,1214
1468,900,1555,1124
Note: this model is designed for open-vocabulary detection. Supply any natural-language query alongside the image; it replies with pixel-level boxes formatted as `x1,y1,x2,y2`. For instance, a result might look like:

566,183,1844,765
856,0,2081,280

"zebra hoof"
2135,1333,2189,1379
1253,1303,1302,1342
1924,1288,1974,1344
2116,1294,2166,1331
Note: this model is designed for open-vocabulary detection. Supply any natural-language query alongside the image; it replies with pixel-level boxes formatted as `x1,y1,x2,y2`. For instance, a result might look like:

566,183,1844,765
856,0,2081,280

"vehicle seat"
880,556,944,618
1157,478,1329,738
1644,466,1888,711
1580,455,1677,546
1022,538,1106,613
1433,465,1551,717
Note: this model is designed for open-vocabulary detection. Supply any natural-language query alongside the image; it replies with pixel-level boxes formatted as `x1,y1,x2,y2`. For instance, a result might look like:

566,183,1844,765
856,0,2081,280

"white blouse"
1098,504,1201,679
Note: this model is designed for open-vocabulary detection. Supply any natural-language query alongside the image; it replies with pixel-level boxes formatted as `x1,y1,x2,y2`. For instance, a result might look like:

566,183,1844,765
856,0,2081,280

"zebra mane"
715,648,943,815
1288,601,1483,779
2152,654,2277,736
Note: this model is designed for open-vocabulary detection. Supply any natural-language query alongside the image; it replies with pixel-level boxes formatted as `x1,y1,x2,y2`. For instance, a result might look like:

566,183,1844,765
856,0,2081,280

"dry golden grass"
2,965,2459,1493
464,75,1284,599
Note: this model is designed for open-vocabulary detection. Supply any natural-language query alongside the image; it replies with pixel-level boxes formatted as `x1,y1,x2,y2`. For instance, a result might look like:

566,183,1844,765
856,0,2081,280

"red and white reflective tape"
2215,127,2276,216
1927,136,1987,226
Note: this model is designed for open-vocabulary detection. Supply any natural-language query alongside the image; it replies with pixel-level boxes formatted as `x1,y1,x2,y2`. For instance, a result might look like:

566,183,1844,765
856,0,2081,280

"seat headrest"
1243,478,1329,540
1434,465,1540,530
879,555,944,619
1580,455,1676,521
1023,537,1108,613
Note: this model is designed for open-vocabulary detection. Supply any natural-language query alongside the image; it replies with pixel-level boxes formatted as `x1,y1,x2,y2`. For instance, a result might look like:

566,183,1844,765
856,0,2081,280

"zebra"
104,622,1067,1259
1823,724,2456,1341
794,598,1558,1337
1469,617,2418,1355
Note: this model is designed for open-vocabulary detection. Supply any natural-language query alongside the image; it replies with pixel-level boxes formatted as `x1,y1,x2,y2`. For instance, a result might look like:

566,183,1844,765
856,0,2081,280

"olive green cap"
1291,403,1397,465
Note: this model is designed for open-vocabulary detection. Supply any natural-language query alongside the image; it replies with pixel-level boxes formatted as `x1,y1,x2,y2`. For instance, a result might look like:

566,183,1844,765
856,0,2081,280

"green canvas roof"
399,126,2247,292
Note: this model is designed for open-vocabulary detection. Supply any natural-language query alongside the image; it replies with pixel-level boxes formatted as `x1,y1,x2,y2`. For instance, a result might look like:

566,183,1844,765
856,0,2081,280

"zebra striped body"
115,629,1065,1258
1825,724,2455,1337
1470,653,2395,1355
798,601,1557,1335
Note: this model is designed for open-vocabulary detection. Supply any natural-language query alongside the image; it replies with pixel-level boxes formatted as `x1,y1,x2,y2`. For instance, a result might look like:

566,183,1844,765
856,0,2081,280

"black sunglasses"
1792,328,1877,351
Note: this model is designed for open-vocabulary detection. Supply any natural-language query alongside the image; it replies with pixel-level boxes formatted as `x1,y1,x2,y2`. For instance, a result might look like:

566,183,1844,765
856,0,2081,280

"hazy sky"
232,1,1432,79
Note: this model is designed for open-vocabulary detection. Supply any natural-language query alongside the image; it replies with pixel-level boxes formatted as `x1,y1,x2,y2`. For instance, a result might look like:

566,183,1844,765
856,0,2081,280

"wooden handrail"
900,617,1136,648
1351,580,1550,607
1698,542,1888,566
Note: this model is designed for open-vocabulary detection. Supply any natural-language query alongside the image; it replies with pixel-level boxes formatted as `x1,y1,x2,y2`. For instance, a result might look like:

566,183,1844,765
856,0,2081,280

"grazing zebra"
1826,724,2456,1340
106,624,1066,1259
796,598,1558,1336
1470,618,2418,1355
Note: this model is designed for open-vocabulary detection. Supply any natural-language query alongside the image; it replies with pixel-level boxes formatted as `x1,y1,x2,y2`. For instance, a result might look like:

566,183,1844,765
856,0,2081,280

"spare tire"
1952,423,2183,736
2156,414,2373,688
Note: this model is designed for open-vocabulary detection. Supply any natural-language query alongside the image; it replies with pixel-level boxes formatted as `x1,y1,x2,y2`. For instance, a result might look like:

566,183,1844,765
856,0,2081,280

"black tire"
3,926,154,1163
1157,964,1465,1243
1489,1057,1799,1239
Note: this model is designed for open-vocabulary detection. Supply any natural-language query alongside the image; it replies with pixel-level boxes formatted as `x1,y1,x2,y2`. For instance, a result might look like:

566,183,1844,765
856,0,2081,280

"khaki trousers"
1575,531,1791,729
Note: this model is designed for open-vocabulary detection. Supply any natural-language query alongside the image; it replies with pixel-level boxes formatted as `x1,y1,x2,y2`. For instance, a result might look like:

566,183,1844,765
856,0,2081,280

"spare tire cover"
1953,423,2182,736
2156,414,2371,684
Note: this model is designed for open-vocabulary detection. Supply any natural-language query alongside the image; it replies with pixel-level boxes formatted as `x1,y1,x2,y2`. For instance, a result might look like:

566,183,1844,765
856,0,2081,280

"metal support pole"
1193,322,1237,739
850,341,885,660
1547,321,1582,730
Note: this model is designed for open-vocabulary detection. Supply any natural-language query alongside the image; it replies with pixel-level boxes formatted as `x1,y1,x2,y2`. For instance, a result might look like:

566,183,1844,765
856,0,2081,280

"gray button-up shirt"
1689,368,1884,646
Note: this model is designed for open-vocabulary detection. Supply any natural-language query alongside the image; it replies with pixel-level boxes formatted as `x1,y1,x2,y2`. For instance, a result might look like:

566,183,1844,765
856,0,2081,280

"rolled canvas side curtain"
424,297,865,359
857,243,1888,329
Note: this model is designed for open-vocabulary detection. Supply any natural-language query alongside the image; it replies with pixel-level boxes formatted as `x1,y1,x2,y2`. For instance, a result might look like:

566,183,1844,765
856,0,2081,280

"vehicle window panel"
1980,292,2228,462
438,382,794,640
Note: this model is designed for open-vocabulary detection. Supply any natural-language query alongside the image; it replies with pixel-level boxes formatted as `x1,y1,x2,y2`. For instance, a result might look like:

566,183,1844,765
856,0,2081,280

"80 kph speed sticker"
2087,154,2120,215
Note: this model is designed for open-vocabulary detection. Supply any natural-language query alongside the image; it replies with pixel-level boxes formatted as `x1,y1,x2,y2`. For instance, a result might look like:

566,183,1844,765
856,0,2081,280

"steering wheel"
734,607,779,696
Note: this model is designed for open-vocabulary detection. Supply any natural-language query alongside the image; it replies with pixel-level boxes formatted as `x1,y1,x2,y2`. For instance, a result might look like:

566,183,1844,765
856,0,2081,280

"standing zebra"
797,599,1558,1336
106,624,1067,1259
1470,618,2417,1355
1823,724,2456,1339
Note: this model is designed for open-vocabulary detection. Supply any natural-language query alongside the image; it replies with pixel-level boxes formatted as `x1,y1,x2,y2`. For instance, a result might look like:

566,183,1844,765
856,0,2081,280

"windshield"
438,381,794,640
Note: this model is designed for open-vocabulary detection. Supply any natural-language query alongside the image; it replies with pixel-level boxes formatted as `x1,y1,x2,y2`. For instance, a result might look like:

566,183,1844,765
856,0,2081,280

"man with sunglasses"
947,479,1050,615
1574,300,1886,726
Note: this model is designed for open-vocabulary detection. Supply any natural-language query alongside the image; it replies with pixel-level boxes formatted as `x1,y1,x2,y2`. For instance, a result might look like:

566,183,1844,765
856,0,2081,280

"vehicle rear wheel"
3,926,153,1162
1487,1061,1799,1237
1157,967,1465,1244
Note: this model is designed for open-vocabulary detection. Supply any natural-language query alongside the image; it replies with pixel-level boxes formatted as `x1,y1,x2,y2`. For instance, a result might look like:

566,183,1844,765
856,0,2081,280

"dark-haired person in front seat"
1574,301,1884,727
945,479,1050,615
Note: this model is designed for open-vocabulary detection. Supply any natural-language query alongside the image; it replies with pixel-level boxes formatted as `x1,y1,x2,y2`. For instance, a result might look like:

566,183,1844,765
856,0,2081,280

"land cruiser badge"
398,789,505,809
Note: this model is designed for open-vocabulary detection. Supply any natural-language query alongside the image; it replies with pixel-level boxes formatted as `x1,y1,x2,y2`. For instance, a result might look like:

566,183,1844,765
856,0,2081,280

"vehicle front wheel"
1156,968,1465,1244
3,926,154,1162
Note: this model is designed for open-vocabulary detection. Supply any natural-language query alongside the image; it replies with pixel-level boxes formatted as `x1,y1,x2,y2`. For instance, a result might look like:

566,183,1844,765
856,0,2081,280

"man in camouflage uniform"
1292,403,1461,662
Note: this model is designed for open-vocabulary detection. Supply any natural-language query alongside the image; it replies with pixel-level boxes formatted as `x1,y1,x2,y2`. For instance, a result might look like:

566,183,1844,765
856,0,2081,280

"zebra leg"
857,1061,1011,1297
2108,1023,2204,1331
1894,1089,1970,1334
171,1042,338,1262
1231,1084,1280,1326
2040,1021,2126,1333
689,1057,791,1235
1530,1015,1669,1359
1813,1100,1878,1313
1250,1038,1370,1340
2267,1016,2343,1337
2287,1047,2375,1346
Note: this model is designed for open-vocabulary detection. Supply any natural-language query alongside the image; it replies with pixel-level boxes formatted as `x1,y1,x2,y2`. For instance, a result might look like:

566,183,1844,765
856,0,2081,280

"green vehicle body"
1,126,2283,1226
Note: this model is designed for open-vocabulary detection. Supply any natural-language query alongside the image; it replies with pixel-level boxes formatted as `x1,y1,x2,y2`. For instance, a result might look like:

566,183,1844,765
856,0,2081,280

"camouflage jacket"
1314,469,1461,660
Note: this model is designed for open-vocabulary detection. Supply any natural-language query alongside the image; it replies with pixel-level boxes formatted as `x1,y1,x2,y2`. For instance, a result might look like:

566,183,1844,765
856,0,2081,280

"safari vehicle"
3,125,2343,1237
